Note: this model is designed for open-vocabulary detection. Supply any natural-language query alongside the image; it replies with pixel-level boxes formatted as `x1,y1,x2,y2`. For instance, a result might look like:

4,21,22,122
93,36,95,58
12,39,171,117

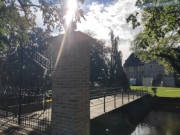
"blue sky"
35,0,140,62
86,0,113,4
83,0,116,12
76,0,141,62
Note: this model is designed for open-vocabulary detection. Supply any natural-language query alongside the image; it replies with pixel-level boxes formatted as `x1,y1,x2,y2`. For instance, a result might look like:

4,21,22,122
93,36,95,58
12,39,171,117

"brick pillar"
51,32,90,135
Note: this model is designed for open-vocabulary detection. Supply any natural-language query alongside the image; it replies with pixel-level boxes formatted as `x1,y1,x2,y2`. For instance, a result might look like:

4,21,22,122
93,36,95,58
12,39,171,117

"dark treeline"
0,27,52,91
0,28,129,90
90,31,129,89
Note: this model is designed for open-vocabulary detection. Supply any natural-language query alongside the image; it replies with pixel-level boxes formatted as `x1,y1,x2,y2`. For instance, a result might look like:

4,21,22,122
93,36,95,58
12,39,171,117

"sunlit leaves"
126,12,140,29
0,0,86,55
128,0,180,75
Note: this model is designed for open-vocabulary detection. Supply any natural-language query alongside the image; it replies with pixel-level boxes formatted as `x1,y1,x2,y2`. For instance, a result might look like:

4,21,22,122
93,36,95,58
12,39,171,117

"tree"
110,30,130,88
0,1,30,55
0,27,52,90
90,39,110,88
127,0,180,75
0,0,85,55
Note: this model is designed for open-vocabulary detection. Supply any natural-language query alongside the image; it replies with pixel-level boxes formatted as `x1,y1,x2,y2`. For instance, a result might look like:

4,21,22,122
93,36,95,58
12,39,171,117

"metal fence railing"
0,86,149,133
90,87,149,114
0,87,52,133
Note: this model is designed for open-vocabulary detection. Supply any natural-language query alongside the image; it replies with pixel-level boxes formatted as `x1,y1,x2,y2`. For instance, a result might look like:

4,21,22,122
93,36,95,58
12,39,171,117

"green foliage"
88,31,130,89
0,28,51,89
127,0,180,75
1,50,47,89
110,31,130,89
90,39,110,88
28,27,52,52
0,1,30,55
0,0,85,55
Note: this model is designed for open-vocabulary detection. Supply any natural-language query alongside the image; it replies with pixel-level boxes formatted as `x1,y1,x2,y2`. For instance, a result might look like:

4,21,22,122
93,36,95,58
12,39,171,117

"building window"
129,67,134,72
138,74,142,78
151,74,156,80
138,66,143,71
150,64,153,69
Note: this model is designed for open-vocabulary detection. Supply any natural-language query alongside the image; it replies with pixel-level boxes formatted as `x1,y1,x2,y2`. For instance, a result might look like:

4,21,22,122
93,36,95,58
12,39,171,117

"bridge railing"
90,87,149,114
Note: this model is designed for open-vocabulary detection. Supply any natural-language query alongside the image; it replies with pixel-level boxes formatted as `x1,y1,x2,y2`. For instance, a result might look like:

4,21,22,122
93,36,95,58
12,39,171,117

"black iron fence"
0,87,52,132
0,45,52,132
0,86,149,133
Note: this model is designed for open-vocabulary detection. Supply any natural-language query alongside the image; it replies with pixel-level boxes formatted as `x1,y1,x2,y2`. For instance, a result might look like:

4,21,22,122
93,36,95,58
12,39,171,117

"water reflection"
91,110,180,135
131,123,152,135
131,111,180,135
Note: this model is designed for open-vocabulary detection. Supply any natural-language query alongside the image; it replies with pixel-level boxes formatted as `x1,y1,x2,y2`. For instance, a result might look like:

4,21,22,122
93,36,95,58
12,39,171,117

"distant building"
123,53,175,87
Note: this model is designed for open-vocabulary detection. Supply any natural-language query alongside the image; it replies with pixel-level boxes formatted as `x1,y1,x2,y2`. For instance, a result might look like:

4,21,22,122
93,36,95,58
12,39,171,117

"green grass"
131,86,180,97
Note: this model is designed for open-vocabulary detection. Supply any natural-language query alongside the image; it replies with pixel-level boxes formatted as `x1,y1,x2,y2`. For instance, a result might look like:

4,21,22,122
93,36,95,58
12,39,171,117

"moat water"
105,110,180,135
130,110,180,135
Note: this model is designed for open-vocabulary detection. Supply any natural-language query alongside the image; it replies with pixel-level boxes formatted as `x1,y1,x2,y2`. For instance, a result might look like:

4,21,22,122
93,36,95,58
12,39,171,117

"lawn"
131,86,180,97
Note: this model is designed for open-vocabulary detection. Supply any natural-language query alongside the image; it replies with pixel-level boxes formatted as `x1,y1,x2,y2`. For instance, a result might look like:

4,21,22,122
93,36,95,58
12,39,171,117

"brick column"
51,32,90,135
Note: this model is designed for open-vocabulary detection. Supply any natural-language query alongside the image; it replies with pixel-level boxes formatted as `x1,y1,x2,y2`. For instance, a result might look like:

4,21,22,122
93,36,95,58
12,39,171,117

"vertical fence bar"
142,90,143,96
104,92,106,113
128,90,129,102
139,90,141,97
122,91,123,105
133,90,134,100
137,89,138,98
141,90,142,97
18,44,23,125
114,91,116,109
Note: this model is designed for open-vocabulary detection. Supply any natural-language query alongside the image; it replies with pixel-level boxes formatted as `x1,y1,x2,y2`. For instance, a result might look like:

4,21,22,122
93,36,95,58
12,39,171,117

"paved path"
0,119,48,135
28,92,143,120
90,93,142,119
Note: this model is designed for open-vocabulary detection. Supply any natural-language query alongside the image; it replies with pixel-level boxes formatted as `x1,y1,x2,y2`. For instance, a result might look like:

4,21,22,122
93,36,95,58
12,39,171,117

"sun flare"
65,0,78,25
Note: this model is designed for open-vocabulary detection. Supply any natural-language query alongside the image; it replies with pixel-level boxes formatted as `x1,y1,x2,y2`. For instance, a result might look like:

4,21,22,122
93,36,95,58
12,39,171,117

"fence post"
137,89,138,98
141,90,142,96
128,90,129,102
141,90,143,96
122,91,123,105
133,90,134,100
139,90,141,97
18,43,23,125
104,92,106,113
114,91,116,109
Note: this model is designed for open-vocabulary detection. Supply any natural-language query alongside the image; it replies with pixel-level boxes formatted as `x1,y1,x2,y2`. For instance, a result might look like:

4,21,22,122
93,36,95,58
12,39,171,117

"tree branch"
17,0,42,8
